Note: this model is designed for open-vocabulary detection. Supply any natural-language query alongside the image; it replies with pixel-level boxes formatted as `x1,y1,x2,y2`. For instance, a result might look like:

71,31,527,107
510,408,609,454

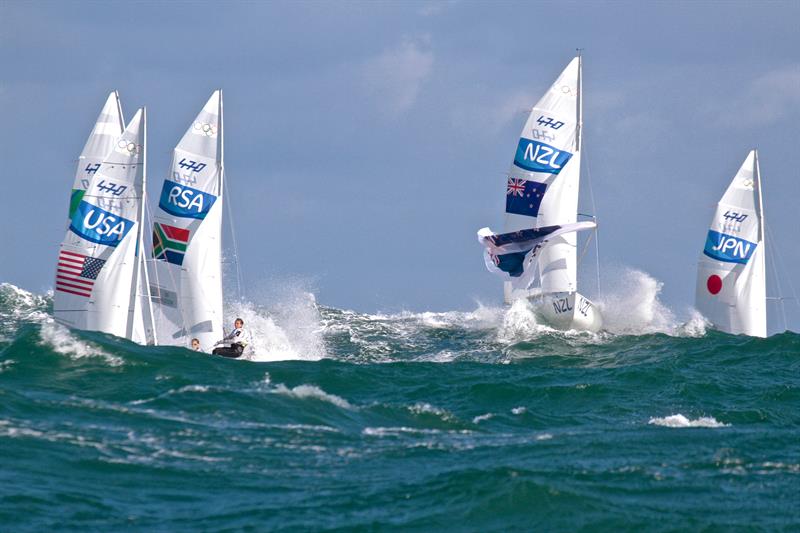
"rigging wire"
581,142,602,298
223,172,244,302
765,222,795,331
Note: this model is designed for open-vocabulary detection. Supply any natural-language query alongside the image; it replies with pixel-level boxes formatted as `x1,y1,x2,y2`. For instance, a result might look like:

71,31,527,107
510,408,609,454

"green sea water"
1,281,798,531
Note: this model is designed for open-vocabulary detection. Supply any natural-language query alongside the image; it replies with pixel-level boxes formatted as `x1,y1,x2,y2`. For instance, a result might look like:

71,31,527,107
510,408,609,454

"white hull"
528,291,603,332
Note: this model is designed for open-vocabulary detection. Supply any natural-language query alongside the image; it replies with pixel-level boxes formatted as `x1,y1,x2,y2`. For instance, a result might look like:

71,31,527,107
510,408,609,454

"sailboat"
53,107,155,344
477,55,603,332
148,91,225,351
695,150,766,337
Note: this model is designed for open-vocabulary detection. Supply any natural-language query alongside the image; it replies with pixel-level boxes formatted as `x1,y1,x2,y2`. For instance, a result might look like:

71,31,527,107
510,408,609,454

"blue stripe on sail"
513,138,573,174
158,180,217,220
69,201,134,247
703,230,756,264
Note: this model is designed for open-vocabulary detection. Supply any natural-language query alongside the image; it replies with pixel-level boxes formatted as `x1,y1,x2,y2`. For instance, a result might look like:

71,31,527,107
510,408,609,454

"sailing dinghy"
695,150,767,337
149,91,225,351
478,55,602,332
54,108,155,343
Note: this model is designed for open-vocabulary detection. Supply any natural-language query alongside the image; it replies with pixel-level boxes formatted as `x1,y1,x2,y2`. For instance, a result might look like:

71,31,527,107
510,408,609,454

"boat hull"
528,291,603,332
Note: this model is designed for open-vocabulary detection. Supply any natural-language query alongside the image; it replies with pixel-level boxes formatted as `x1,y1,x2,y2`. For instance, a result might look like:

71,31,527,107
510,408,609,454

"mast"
754,150,765,245
126,108,146,341
114,91,125,132
139,107,157,344
576,50,583,152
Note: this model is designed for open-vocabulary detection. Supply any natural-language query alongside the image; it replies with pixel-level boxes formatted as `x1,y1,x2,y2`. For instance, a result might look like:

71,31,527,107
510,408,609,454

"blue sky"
1,0,798,329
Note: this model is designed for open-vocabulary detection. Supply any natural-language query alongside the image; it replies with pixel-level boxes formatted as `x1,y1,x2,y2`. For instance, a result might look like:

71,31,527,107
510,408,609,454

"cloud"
362,37,434,117
714,64,800,127
417,0,459,17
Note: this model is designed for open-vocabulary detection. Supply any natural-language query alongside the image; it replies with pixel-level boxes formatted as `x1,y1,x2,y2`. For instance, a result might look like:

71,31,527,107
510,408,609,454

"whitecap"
38,319,123,366
648,414,729,428
225,284,326,362
472,413,494,424
273,383,354,410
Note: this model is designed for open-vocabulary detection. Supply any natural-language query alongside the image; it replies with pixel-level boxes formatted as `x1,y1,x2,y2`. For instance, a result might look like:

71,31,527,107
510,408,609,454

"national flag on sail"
505,178,547,217
153,222,190,265
55,250,106,298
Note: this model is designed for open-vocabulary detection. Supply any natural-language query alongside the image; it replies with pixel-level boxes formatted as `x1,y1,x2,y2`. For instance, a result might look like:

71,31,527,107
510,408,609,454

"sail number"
85,163,101,175
536,115,564,130
553,297,573,314
553,296,591,317
524,143,564,170
723,210,748,223
178,158,207,173
577,297,591,317
95,180,128,196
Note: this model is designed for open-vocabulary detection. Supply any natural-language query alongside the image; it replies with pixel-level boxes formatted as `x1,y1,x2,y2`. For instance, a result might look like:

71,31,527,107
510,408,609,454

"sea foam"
648,414,730,428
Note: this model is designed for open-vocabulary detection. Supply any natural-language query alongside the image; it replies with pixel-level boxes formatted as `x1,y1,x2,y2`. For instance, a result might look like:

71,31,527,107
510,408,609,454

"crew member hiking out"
212,318,248,358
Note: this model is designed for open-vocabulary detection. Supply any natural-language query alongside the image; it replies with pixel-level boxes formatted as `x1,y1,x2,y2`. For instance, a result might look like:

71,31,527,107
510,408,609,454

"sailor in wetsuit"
212,318,248,358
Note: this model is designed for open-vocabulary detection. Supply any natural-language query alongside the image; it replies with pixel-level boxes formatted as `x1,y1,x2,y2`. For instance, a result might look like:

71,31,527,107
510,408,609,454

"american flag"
507,178,526,197
55,250,106,298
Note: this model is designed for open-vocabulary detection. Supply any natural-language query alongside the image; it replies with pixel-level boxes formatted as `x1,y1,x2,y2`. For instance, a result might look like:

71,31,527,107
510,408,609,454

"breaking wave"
648,414,730,428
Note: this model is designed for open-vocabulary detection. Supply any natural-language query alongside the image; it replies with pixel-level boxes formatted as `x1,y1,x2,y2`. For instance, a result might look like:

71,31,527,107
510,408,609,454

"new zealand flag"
505,178,546,217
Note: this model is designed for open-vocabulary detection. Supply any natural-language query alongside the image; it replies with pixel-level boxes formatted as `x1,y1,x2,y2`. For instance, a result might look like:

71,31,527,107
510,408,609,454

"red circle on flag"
707,275,722,295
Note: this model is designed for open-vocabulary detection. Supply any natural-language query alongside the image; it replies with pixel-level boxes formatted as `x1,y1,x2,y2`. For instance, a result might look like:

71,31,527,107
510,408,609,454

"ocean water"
1,274,798,532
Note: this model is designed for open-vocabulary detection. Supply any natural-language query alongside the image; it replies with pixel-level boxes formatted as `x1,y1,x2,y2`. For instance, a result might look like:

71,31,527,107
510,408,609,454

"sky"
1,0,799,331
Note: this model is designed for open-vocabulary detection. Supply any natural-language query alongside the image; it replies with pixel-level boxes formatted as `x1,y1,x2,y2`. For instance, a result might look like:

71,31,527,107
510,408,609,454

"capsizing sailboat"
148,91,225,351
477,55,603,332
695,150,766,337
53,107,156,344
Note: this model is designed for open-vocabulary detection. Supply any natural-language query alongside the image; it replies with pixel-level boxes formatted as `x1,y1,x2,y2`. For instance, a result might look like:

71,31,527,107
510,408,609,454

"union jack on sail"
507,178,526,197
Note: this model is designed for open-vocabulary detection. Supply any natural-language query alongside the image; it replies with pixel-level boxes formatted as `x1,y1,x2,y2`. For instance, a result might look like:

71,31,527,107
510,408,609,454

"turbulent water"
1,275,798,532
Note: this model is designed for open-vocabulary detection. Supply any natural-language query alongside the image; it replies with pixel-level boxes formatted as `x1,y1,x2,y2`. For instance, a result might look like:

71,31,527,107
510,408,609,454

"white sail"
54,109,149,340
149,91,224,351
502,57,581,295
69,91,125,219
695,150,766,337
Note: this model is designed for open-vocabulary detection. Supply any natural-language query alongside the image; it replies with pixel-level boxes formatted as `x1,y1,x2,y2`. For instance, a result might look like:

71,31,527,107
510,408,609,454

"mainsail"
54,108,153,342
695,150,767,337
149,91,224,350
69,91,125,218
502,56,582,297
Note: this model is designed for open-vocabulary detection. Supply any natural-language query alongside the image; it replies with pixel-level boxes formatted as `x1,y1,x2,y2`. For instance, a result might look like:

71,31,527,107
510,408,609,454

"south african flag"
153,222,190,265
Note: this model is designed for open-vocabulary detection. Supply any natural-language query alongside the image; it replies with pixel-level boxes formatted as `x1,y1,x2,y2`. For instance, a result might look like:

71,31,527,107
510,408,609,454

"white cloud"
714,64,800,127
362,37,434,117
417,0,459,17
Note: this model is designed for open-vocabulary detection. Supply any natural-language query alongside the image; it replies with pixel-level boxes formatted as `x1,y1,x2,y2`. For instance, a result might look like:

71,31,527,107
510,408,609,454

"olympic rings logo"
193,122,217,137
117,139,142,154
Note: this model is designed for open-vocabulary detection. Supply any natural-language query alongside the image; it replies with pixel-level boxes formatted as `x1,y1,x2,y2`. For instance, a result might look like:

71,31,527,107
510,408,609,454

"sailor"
190,338,201,351
212,318,248,358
